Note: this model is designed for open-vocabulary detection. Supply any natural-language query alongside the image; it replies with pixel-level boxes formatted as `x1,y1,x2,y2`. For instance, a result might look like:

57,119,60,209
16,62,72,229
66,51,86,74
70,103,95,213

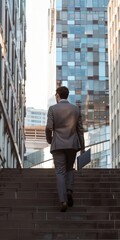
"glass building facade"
0,0,26,168
108,0,120,168
25,108,47,126
56,0,111,168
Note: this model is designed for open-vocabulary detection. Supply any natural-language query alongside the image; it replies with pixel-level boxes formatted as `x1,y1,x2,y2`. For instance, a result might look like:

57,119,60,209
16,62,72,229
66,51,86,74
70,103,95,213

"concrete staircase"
0,168,120,240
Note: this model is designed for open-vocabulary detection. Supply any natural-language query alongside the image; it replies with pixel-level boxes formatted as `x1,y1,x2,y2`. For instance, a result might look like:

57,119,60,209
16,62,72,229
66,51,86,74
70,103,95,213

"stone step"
1,168,120,240
1,190,120,199
1,176,120,182
1,205,120,213
1,171,120,180
1,183,120,191
0,198,120,207
0,219,120,230
1,187,120,193
1,168,120,176
1,211,120,221
0,228,119,240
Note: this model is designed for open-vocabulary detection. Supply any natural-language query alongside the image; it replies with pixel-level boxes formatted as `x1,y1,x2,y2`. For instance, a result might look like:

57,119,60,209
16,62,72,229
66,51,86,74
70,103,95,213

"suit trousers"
52,149,77,203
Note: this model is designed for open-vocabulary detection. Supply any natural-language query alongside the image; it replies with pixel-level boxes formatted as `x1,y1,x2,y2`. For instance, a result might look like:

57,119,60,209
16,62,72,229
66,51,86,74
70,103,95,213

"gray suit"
46,100,85,203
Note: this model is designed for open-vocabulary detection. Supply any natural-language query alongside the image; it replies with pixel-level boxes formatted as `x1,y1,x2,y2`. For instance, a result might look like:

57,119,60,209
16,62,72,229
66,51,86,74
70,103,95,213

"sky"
26,0,49,110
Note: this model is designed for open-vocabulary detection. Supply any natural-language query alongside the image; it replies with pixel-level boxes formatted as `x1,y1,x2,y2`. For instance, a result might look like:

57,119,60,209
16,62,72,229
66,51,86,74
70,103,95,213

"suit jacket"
45,100,85,153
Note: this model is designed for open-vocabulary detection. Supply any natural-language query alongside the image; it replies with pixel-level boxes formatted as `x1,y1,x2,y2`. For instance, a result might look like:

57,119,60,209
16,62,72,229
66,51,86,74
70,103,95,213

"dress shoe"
60,202,67,212
67,190,73,207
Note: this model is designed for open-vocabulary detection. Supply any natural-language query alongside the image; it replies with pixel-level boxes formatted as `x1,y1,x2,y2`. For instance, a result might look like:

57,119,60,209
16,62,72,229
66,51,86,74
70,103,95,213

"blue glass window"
99,53,105,61
62,66,68,77
85,25,93,35
87,52,93,62
86,0,93,7
69,95,76,103
88,66,93,76
68,66,75,76
68,0,74,7
75,12,80,20
62,11,67,20
99,0,106,7
57,24,62,33
75,66,81,76
68,39,75,48
68,12,74,20
75,26,81,34
56,37,62,47
93,0,98,7
62,38,68,47
93,81,99,91
81,68,87,77
93,12,99,20
99,62,105,77
56,0,62,10
87,13,93,21
62,52,67,61
94,66,99,76
81,12,86,20
68,52,74,61
99,48,105,53
75,0,80,7
99,81,106,90
75,39,81,48
68,25,75,34
75,52,80,61
99,25,105,34
80,0,85,7
81,52,86,62
56,48,62,65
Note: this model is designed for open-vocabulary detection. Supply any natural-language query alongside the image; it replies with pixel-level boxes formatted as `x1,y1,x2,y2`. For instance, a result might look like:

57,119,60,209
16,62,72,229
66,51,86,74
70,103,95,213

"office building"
25,107,47,126
24,108,48,168
108,0,120,167
48,0,56,107
56,0,110,168
25,125,48,150
0,0,26,168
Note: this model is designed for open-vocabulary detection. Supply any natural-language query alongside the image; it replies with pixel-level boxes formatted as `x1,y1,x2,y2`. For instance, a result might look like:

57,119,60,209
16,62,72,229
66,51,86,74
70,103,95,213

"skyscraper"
48,0,56,107
108,0,120,167
25,107,47,126
0,0,26,168
56,0,110,167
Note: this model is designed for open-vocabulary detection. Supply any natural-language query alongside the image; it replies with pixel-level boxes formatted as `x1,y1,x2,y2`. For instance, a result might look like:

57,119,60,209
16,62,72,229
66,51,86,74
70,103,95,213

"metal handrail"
30,139,110,168
31,158,54,168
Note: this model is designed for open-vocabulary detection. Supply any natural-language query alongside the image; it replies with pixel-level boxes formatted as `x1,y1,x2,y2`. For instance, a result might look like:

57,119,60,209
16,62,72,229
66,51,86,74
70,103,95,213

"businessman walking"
45,86,85,212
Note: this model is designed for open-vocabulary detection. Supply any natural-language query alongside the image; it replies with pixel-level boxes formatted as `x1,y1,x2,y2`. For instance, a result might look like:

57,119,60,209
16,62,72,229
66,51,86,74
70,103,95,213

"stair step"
0,229,119,240
1,191,120,199
1,177,120,182
1,182,120,190
1,168,120,239
0,198,120,206
0,219,120,229
1,168,120,175
1,205,120,213
1,211,120,221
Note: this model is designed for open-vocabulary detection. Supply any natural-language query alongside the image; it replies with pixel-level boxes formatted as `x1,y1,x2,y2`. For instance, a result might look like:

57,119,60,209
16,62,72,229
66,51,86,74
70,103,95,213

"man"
45,86,85,212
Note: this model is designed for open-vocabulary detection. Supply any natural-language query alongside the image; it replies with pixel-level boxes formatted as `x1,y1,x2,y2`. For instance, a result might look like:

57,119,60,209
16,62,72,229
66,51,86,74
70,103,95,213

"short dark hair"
56,86,69,99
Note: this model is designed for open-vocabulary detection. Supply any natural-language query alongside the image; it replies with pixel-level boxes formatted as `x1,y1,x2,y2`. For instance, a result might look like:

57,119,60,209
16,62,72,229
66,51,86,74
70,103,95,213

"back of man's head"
56,86,69,99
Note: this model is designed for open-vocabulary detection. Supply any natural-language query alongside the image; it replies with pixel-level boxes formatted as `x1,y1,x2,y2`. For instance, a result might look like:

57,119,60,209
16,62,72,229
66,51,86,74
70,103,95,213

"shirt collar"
59,99,68,102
